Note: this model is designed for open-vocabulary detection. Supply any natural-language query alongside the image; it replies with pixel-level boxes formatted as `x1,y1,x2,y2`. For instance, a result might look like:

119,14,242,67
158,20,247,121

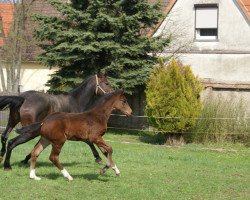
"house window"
195,4,218,41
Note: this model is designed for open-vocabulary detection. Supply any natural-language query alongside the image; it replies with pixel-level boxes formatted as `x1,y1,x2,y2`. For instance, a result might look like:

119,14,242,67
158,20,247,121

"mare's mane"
69,75,94,97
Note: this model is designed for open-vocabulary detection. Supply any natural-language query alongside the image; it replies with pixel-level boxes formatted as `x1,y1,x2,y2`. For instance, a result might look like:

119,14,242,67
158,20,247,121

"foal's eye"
122,100,127,105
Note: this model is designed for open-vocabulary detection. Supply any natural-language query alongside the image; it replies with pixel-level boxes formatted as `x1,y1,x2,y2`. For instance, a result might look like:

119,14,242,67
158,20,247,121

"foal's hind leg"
49,143,73,181
30,137,50,180
0,109,20,162
94,137,120,176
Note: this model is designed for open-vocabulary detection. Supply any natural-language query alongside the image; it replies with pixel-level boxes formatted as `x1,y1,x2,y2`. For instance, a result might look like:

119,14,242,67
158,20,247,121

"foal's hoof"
30,176,41,181
0,156,3,163
100,169,106,175
116,173,121,177
67,176,73,181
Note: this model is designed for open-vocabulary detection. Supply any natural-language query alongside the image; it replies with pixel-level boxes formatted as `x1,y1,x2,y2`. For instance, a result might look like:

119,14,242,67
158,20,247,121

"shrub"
145,58,203,139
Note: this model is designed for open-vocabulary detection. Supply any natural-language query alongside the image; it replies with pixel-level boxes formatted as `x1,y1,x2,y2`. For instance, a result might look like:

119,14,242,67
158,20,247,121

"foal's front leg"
30,137,50,180
94,137,120,176
49,143,73,181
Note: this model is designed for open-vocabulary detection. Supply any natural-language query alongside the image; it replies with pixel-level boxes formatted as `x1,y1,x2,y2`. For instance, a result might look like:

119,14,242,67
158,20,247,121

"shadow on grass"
44,172,110,182
108,129,167,145
139,133,167,145
12,161,82,168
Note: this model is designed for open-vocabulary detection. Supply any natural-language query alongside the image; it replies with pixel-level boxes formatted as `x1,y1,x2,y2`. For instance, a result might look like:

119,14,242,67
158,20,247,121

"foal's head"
113,90,132,116
95,72,113,95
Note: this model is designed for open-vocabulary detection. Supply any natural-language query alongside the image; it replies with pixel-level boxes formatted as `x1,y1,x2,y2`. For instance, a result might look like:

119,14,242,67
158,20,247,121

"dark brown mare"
16,90,132,181
0,72,113,169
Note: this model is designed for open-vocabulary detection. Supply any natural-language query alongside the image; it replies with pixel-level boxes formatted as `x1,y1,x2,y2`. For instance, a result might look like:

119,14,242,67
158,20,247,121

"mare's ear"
97,70,106,78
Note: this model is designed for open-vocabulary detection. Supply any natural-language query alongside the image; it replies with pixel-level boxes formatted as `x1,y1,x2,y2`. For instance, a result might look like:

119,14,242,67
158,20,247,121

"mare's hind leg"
84,141,102,164
49,143,73,181
20,140,40,165
30,137,50,180
94,137,120,176
0,109,20,161
3,130,39,170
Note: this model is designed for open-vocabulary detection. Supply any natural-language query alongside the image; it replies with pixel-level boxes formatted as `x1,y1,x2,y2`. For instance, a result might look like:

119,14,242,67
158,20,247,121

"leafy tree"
145,58,203,136
33,0,170,93
0,0,35,93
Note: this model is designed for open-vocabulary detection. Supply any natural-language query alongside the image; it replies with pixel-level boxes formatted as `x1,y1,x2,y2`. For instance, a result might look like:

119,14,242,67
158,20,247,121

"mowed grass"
0,132,249,200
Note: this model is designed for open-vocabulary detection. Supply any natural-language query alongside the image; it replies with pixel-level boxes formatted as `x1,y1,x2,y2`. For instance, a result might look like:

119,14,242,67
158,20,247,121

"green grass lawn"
0,131,249,200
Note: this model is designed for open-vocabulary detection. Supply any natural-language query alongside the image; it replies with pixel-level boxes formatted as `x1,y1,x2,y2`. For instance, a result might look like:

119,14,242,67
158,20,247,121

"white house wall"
155,0,250,83
20,62,56,92
0,62,56,93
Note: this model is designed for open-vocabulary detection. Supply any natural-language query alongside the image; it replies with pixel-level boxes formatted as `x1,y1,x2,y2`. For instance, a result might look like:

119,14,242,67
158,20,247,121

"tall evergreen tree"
33,0,169,93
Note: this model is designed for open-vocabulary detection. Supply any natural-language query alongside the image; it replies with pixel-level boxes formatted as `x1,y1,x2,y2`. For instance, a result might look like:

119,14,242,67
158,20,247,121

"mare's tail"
16,122,42,135
0,96,25,111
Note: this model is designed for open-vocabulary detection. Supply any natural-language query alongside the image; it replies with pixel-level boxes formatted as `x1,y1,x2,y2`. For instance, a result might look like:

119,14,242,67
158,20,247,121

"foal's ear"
118,88,125,95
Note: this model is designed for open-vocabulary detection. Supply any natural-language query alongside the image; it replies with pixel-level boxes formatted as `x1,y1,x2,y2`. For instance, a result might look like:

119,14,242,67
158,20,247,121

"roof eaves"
149,0,177,37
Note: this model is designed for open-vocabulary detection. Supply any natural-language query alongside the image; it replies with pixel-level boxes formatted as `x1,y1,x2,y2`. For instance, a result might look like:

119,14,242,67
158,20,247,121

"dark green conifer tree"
33,0,169,92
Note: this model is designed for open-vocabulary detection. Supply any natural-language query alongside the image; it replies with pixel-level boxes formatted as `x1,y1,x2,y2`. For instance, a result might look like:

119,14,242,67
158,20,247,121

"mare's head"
113,89,132,116
95,72,113,95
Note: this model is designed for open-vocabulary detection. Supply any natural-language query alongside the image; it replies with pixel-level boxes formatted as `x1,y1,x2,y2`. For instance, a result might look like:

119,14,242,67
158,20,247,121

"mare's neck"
69,77,96,112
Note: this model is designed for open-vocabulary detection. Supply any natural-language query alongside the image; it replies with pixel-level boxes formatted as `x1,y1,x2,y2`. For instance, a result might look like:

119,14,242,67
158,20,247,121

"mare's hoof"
95,158,102,165
116,173,121,177
4,166,12,171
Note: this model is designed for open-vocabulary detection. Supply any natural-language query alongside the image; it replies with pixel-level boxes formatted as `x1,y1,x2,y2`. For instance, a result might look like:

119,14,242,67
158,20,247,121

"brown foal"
17,90,132,181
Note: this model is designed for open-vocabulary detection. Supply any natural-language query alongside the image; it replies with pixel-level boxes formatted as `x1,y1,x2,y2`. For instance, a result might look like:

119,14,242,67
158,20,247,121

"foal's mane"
87,90,122,111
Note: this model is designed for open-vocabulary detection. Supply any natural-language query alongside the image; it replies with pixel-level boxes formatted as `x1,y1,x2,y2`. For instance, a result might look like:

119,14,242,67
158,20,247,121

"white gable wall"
155,0,250,83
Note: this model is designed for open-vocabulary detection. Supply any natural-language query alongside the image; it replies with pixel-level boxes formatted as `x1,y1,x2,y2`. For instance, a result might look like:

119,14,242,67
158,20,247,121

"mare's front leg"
0,109,20,161
94,137,120,176
30,137,50,180
49,143,73,181
84,141,102,164
3,130,40,170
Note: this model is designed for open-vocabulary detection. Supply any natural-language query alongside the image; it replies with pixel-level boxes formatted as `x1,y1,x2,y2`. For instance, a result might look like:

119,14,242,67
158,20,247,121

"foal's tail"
0,96,25,111
16,122,42,135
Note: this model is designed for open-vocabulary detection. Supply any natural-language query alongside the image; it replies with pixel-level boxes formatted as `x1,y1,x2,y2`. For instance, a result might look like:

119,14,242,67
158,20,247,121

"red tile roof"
148,0,177,36
236,0,250,22
0,3,14,45
0,0,249,59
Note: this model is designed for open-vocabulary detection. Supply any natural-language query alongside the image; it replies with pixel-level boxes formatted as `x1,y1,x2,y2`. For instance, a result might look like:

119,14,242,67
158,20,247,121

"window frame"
194,4,219,42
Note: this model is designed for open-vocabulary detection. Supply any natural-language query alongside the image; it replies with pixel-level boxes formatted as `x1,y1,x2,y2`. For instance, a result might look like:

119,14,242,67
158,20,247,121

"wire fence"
0,112,249,135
